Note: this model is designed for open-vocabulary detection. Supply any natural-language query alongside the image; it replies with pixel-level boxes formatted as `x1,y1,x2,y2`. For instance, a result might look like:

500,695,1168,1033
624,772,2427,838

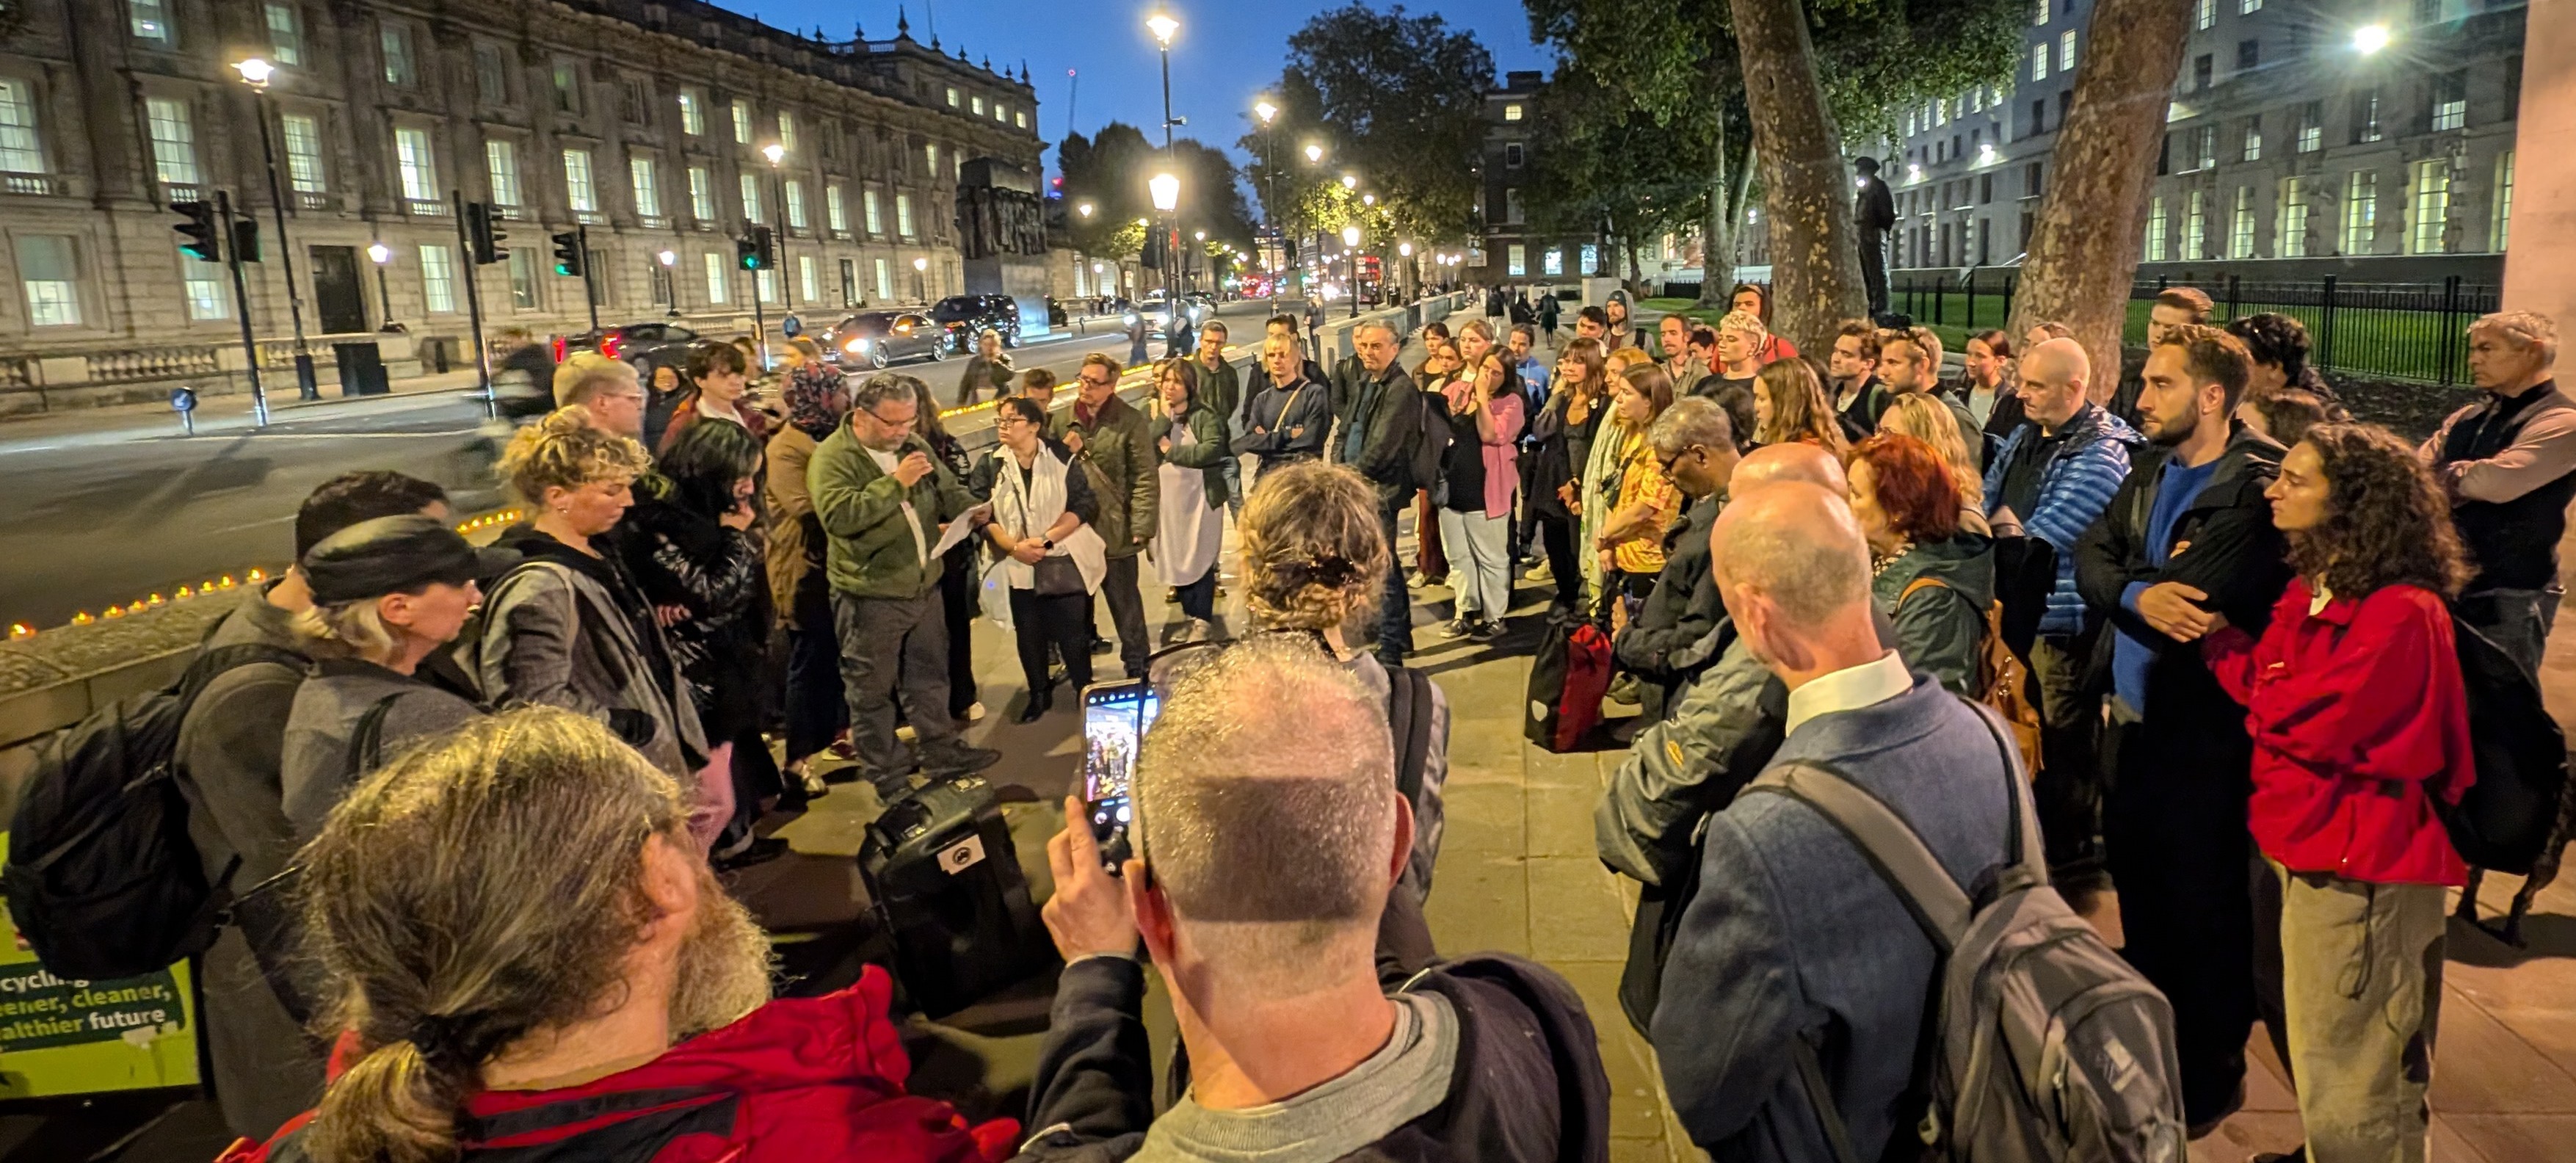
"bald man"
1651,482,2021,1160
1596,442,1868,906
1979,336,2141,879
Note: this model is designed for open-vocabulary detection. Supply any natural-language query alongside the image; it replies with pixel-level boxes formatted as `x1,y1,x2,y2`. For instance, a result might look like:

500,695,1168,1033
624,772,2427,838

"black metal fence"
1887,270,2503,386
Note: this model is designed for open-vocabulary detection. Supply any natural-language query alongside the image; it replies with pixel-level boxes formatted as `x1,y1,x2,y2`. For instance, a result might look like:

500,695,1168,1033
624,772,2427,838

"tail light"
550,335,567,362
600,333,625,361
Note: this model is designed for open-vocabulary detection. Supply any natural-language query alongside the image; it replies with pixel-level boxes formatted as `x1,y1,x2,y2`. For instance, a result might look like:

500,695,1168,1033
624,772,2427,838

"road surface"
0,302,1277,630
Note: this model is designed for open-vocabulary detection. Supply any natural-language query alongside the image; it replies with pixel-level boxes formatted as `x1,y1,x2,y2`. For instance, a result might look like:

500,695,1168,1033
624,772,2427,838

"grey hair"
2473,311,2559,364
1354,321,1399,344
1650,396,1735,458
850,372,924,413
1136,634,1397,991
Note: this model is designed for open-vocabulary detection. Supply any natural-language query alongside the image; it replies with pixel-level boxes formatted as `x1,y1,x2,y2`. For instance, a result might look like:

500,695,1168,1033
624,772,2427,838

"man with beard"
216,709,1018,1163
2075,324,2287,1135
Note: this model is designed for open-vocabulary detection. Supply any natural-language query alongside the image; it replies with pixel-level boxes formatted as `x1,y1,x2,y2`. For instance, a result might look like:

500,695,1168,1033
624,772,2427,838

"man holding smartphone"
1018,637,1610,1162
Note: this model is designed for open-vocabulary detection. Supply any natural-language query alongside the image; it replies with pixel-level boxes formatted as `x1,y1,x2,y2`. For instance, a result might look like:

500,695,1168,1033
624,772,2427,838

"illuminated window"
2142,196,2166,261
2341,170,2378,254
2276,178,2309,257
2408,159,2450,254
419,244,457,313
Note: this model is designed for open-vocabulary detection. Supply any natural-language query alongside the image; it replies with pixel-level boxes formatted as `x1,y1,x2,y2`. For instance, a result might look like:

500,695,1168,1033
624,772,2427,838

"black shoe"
921,741,1002,777
712,836,789,871
1089,637,1114,656
1015,692,1052,724
1469,617,1503,641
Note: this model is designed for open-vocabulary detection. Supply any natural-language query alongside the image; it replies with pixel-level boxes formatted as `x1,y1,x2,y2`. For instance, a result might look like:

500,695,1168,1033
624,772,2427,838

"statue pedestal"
965,256,1056,339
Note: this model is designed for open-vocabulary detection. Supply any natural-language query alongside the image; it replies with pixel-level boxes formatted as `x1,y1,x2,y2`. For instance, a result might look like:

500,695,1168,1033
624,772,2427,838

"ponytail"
306,1037,474,1163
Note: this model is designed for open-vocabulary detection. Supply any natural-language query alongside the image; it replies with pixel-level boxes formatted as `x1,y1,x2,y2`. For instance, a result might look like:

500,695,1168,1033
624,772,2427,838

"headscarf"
782,361,849,440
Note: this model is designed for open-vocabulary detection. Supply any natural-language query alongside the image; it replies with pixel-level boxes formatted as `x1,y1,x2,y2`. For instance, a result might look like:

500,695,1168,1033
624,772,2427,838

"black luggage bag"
858,775,1056,1018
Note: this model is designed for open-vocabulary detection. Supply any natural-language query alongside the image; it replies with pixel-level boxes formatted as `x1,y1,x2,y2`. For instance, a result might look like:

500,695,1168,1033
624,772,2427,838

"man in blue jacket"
1982,336,2140,880
1652,482,2018,1162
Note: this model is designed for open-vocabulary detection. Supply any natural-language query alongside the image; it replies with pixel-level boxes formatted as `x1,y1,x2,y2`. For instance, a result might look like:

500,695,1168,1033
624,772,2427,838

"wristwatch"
1041,537,1056,551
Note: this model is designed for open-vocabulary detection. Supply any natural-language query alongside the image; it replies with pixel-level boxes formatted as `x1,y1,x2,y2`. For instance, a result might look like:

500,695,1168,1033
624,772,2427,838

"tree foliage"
1058,123,1254,259
1522,70,1710,285
1241,4,1492,244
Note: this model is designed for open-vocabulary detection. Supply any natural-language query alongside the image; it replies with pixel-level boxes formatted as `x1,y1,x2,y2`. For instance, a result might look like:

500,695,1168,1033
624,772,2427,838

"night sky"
710,1,1553,175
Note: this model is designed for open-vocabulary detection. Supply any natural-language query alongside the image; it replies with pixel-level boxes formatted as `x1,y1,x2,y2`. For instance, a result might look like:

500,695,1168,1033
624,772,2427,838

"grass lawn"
1886,289,2470,385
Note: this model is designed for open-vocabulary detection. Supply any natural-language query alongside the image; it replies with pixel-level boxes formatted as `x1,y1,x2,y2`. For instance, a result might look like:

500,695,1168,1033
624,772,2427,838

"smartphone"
1080,679,1160,874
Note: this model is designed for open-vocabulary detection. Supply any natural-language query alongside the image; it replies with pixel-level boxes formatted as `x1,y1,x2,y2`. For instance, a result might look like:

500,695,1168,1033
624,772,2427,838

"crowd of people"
140,274,2566,1163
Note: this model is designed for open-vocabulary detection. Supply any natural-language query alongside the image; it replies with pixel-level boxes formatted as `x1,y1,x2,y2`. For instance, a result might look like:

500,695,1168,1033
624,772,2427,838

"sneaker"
712,836,790,871
920,741,1002,777
1164,587,1182,604
1441,617,1472,639
1468,617,1503,641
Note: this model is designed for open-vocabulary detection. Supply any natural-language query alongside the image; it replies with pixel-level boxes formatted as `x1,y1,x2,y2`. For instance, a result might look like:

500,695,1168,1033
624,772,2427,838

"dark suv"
929,294,1022,350
555,322,704,380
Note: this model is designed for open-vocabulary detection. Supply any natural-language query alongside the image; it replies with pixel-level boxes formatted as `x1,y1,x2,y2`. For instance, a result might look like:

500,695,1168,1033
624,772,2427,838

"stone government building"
0,0,1044,413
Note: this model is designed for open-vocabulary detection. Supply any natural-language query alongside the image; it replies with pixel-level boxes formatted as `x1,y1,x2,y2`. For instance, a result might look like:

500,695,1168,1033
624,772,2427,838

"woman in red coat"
2201,422,2472,1163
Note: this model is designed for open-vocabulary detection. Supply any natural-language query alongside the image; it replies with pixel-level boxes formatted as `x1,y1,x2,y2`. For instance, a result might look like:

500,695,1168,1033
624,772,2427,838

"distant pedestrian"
2421,309,2571,677
956,329,1013,407
1536,288,1559,338
1127,311,1150,367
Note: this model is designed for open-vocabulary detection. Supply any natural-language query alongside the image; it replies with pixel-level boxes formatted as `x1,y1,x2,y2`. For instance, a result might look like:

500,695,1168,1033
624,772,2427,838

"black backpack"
2437,615,2569,874
3,642,305,980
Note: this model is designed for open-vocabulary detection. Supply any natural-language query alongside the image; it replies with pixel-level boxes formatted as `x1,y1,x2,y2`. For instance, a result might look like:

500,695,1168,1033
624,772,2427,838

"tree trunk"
1728,0,1865,354
2006,0,2194,388
1697,117,1735,310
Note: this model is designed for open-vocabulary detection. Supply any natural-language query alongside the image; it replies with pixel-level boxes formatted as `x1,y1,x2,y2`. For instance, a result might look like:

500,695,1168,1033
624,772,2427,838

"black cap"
302,515,518,604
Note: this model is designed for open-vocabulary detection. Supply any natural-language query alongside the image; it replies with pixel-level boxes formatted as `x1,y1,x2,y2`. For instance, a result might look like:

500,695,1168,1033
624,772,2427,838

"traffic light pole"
251,91,318,401
216,189,270,427
578,225,601,336
453,191,496,419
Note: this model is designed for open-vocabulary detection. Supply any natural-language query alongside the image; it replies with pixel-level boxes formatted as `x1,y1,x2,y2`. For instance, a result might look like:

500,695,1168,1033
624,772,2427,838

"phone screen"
1081,680,1160,872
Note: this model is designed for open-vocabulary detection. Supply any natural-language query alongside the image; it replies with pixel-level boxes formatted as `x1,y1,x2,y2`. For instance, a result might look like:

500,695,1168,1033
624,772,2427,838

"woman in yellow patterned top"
1591,364,1680,604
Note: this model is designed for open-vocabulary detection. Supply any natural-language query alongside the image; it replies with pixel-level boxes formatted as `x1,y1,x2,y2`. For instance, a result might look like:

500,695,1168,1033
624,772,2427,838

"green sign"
0,833,201,1098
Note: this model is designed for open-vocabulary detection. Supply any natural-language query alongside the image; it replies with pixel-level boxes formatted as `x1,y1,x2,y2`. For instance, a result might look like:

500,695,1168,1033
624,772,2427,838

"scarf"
783,363,849,440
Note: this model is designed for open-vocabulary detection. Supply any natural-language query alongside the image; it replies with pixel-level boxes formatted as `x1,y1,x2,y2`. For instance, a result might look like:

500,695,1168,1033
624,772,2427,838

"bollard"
170,385,198,436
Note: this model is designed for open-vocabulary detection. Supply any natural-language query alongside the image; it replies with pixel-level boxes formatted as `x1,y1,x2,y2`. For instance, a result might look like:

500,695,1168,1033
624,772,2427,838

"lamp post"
366,242,402,333
761,142,789,310
1150,171,1180,310
1255,98,1279,311
913,255,929,302
656,249,678,318
233,57,318,400
1342,223,1362,319
1397,241,1412,305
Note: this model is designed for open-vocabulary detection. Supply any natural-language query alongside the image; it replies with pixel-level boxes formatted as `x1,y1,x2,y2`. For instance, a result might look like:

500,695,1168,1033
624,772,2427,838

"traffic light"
549,231,584,278
173,200,220,262
735,226,775,271
465,202,507,266
231,215,261,262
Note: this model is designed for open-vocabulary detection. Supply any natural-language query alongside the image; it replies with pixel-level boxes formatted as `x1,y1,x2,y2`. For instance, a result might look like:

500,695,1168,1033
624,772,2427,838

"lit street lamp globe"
2353,23,2392,54
656,249,678,267
366,242,393,264
1255,99,1277,125
1341,225,1360,247
1398,242,1412,258
1147,12,1179,46
1340,174,1357,190
913,257,929,272
1150,173,1180,212
761,142,785,165
1077,202,1095,217
232,57,275,88
1305,143,1324,163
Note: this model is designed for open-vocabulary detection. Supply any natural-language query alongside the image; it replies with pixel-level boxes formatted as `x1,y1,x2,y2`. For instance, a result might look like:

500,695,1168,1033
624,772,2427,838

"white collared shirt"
862,444,929,566
1782,650,1912,737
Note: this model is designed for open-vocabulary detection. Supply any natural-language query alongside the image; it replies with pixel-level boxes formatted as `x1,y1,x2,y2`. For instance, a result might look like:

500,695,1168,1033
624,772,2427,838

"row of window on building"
139,0,1028,134
1500,243,1601,280
21,225,936,331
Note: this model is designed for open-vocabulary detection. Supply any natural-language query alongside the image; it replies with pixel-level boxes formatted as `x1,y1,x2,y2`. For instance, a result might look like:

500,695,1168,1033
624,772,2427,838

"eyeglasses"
1078,374,1116,388
1655,447,1705,475
860,407,914,428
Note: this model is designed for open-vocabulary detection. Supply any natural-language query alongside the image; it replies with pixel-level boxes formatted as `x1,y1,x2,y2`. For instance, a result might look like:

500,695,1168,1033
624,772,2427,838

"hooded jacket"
474,526,709,778
1012,954,1610,1163
218,968,1019,1163
1981,402,2141,636
1873,532,1996,699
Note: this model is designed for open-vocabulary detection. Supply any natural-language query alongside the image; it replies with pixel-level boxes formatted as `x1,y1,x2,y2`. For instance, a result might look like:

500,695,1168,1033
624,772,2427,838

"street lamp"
1398,241,1412,303
1147,12,1182,309
761,142,790,311
1255,98,1280,311
232,56,318,400
366,242,403,333
1341,223,1362,319
657,249,678,317
1305,142,1324,163
2353,23,2392,54
1150,171,1180,302
1341,174,1357,191
913,255,929,302
1077,201,1094,217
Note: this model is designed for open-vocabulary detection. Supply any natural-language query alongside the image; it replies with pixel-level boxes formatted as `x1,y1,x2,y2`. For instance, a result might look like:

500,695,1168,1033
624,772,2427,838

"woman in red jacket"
2202,422,2472,1163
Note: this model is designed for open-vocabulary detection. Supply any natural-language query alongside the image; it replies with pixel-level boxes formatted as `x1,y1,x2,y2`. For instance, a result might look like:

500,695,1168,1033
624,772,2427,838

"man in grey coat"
1651,483,2017,1162
175,471,454,1141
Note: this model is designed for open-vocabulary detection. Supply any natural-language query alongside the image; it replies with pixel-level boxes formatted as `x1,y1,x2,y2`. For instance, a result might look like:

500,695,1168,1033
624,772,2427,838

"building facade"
0,0,1040,410
1887,0,2523,282
1466,70,1611,290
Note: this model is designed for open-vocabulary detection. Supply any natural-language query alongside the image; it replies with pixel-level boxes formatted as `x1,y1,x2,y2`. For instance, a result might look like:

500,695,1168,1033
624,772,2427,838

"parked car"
555,322,704,380
824,311,952,370
929,294,1021,350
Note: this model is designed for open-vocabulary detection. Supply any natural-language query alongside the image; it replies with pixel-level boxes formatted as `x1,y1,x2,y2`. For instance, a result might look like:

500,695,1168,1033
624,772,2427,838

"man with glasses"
808,373,998,789
1053,354,1159,679
1612,398,1740,725
554,353,649,441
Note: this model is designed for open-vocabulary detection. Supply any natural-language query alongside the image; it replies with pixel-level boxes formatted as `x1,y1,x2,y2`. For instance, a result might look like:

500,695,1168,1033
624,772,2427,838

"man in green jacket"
1053,353,1159,678
810,372,999,786
1194,321,1245,521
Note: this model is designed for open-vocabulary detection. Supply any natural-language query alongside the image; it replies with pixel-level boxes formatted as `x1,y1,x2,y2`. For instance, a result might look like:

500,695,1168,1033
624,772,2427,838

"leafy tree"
1057,123,1154,259
1242,4,1492,244
1523,70,1710,289
2006,0,2196,383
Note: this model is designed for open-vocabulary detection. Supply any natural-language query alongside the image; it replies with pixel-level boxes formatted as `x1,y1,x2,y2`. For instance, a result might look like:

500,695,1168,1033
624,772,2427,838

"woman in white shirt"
970,396,1109,723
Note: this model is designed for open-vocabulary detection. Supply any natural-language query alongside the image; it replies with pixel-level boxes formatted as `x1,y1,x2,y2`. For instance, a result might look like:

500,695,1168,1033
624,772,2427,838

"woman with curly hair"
479,407,724,849
1848,432,1994,697
2200,423,2474,1163
1879,391,1992,536
1751,358,1846,457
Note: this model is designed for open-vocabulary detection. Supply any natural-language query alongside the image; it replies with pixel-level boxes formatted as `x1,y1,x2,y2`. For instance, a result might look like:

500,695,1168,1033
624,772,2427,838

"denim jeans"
1376,499,1413,667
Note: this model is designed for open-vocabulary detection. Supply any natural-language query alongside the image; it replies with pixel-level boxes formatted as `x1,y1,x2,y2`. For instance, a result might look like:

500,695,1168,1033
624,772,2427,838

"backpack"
1900,576,2044,775
1525,597,1614,753
3,642,305,980
2436,614,2570,874
1747,703,2188,1163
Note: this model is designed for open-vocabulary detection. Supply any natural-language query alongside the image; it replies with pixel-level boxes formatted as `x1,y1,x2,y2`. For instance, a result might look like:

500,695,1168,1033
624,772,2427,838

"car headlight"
846,338,871,352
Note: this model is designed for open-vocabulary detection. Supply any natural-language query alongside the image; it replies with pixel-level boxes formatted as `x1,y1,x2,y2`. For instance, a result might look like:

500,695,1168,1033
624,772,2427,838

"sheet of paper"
932,504,993,559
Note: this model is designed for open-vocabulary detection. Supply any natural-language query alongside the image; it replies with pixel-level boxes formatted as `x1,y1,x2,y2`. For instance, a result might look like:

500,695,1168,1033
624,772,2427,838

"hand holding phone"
1043,796,1139,960
1081,679,1157,874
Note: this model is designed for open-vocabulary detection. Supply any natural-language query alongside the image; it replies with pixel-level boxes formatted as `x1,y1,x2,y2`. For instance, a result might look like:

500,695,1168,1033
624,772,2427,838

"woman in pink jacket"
2202,423,2473,1163
1436,352,1525,640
